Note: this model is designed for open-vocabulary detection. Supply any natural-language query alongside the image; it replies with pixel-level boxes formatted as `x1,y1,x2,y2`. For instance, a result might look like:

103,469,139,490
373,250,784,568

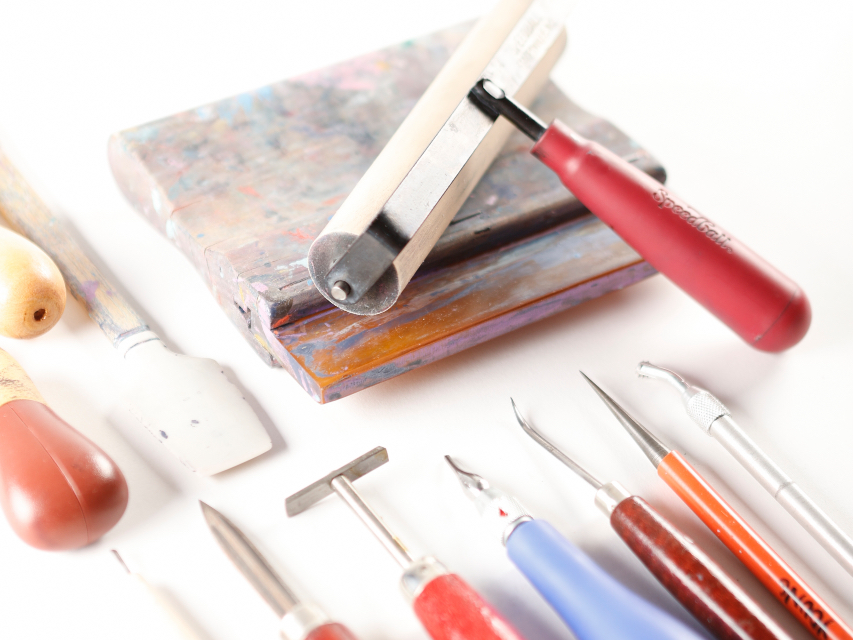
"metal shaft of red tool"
330,476,525,640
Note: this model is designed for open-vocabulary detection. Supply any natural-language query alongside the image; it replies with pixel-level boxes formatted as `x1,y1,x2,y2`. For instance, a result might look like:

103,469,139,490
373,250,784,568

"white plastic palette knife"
0,147,271,475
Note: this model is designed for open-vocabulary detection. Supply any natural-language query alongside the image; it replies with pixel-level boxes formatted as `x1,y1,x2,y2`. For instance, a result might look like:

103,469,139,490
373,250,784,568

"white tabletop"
1,1,851,638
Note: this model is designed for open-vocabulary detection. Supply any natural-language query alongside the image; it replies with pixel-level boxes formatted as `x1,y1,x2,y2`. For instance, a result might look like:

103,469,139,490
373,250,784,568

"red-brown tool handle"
531,121,810,352
412,573,525,640
304,623,360,640
659,451,853,640
0,348,128,550
611,495,789,640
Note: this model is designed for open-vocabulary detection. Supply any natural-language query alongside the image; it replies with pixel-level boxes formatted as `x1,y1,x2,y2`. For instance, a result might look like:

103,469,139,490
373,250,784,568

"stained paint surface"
109,24,663,402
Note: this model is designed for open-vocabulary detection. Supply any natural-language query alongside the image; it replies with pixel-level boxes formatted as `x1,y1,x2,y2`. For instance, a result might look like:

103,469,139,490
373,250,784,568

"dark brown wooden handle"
611,496,790,640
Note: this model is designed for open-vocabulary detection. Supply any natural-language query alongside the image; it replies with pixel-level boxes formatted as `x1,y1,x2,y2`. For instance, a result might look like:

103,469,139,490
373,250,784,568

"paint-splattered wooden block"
108,22,663,402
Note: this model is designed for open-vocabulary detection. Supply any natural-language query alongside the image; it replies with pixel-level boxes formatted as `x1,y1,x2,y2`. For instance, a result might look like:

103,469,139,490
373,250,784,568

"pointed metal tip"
636,362,689,394
583,375,671,468
510,398,603,490
445,455,488,500
111,549,130,574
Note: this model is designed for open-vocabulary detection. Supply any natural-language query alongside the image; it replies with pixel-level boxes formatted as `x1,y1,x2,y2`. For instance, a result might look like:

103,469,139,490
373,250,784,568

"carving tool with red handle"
468,80,810,352
200,502,358,640
285,447,525,640
582,373,853,640
512,399,792,640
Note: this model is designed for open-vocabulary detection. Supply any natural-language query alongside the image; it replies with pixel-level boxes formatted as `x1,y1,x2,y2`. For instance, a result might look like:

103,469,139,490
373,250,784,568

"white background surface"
1,0,852,638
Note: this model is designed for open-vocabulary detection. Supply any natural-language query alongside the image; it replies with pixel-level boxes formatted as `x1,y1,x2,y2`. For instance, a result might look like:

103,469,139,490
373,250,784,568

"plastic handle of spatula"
303,623,360,640
505,519,703,640
530,120,810,352
412,573,525,640
610,495,793,640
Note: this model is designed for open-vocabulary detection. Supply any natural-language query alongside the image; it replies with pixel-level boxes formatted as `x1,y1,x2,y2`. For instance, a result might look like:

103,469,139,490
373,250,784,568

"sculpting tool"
638,361,853,577
0,347,127,550
112,550,206,640
0,225,65,338
308,0,568,315
512,399,791,640
583,373,853,640
285,447,525,640
467,80,810,352
0,147,271,475
200,502,358,640
444,455,705,640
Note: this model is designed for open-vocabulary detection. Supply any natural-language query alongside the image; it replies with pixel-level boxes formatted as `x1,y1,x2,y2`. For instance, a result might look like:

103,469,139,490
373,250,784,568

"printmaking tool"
583,373,853,640
0,347,127,549
285,447,525,640
638,361,853,577
468,80,810,351
200,502,358,640
0,147,271,475
444,455,705,640
111,24,664,404
512,399,791,640
0,226,66,338
308,0,568,315
112,550,206,640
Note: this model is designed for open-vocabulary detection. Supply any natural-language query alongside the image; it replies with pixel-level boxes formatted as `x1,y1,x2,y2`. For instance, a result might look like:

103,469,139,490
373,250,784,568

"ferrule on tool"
638,361,853,579
285,447,525,640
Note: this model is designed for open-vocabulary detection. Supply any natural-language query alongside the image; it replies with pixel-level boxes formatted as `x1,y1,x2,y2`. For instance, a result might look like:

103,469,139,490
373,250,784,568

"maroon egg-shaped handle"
532,121,810,352
611,496,786,640
0,399,128,550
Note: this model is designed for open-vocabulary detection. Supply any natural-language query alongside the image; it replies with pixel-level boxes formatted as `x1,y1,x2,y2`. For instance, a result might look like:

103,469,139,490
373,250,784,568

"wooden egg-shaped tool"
0,348,128,550
0,226,66,339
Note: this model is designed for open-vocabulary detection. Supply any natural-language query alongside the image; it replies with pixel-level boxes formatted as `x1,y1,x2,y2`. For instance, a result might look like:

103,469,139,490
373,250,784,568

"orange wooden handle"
659,451,852,640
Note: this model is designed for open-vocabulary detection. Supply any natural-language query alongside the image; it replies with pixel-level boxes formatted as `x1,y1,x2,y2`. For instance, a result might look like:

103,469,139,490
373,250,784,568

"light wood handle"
0,226,66,339
0,147,147,346
0,347,45,406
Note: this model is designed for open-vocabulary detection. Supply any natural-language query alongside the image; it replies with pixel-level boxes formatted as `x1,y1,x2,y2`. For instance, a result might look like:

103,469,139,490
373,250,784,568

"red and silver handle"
470,80,810,352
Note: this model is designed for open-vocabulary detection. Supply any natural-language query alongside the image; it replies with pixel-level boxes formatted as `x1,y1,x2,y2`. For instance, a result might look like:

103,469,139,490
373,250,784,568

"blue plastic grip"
506,519,704,640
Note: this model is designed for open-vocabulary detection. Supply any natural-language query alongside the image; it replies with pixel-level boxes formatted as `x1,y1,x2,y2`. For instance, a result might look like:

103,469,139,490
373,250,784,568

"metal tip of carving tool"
510,398,603,490
111,549,130,574
580,372,671,468
445,455,489,501
469,80,547,141
636,361,690,395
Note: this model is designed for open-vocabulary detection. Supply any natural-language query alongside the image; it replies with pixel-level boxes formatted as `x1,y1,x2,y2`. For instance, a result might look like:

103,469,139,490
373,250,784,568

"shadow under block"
109,23,662,403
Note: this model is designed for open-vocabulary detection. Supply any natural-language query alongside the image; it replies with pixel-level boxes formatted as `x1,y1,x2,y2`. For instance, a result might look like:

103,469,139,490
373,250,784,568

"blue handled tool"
444,456,704,640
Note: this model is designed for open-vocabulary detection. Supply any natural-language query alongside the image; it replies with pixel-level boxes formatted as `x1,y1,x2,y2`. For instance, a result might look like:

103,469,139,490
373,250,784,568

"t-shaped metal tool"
285,446,525,640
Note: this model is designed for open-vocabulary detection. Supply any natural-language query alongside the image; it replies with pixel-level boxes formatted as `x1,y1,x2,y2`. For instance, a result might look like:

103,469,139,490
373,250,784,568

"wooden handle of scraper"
0,147,147,346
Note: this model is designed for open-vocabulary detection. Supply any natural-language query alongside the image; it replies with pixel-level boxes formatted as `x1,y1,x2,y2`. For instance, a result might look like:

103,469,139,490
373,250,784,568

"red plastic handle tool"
659,451,853,640
412,573,525,640
304,623,360,640
531,121,810,351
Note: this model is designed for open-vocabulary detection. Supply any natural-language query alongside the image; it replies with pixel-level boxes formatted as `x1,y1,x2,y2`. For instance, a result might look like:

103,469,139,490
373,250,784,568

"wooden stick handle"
658,451,853,640
0,146,147,346
0,348,45,406
611,495,789,640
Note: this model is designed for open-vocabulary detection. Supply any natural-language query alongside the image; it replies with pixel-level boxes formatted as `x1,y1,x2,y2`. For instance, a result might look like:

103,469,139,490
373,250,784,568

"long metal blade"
200,501,298,619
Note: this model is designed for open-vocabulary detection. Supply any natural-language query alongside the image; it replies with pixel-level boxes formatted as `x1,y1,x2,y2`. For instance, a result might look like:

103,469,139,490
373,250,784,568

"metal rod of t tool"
200,501,358,640
637,361,853,578
512,399,793,640
285,447,526,640
444,456,705,640
582,373,853,640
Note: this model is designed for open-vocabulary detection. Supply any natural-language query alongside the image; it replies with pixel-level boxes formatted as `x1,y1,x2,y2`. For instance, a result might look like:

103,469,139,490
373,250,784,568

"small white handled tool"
638,361,853,577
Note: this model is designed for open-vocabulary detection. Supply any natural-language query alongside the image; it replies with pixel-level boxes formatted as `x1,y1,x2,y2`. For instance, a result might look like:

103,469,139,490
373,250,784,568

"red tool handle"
611,495,789,640
304,623,360,640
659,451,853,640
412,573,525,640
531,121,810,351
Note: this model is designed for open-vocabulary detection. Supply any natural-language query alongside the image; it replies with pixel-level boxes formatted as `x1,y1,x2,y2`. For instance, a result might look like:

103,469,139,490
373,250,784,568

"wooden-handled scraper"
0,147,271,475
